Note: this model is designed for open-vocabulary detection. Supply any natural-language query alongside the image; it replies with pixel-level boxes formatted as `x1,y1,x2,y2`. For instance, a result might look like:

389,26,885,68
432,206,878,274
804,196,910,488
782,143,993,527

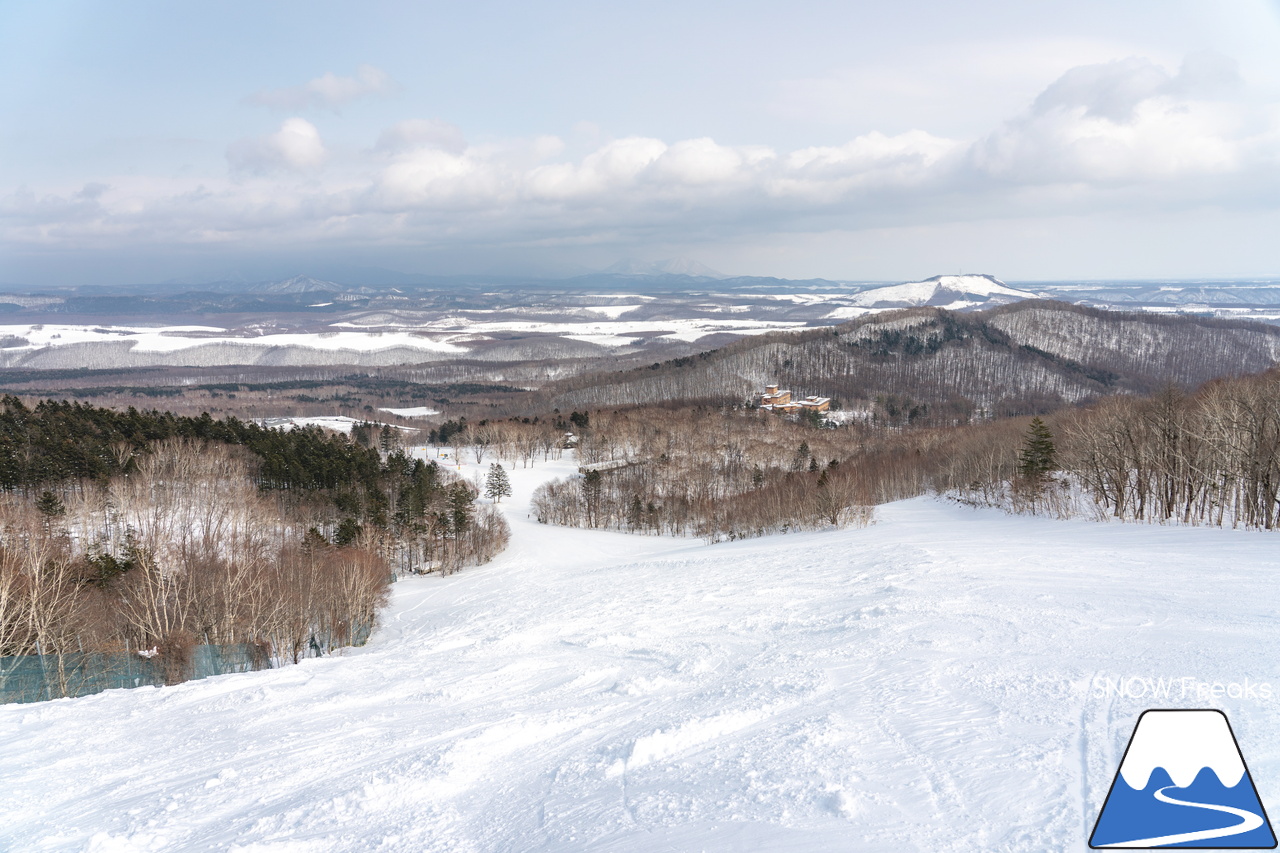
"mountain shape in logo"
1091,709,1276,848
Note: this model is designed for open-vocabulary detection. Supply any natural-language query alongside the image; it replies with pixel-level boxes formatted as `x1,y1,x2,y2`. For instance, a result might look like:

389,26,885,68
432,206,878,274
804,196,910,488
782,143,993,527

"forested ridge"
544,301,1280,421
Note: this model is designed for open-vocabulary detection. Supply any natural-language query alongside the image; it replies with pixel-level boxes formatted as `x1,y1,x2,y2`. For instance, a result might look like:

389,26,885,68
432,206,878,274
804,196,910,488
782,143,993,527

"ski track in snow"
3,457,1280,851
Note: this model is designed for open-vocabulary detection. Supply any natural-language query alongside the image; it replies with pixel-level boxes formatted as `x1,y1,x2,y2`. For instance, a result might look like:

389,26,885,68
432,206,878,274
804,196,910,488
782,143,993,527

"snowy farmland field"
3,458,1280,852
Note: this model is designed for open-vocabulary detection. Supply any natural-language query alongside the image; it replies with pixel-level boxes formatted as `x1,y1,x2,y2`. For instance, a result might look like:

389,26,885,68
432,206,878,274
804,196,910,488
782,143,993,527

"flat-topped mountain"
850,274,1040,310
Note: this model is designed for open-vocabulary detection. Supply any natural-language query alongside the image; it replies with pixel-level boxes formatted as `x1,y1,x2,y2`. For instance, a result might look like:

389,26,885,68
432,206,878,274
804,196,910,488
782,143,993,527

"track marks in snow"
610,708,775,777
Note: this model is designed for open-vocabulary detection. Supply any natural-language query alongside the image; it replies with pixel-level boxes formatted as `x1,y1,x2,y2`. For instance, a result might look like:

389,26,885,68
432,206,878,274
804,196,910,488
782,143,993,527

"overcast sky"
2,0,1279,286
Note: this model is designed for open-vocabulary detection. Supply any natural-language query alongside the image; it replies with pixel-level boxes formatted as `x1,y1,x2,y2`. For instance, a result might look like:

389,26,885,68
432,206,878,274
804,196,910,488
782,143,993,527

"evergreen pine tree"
581,469,603,527
484,462,512,503
1017,417,1057,483
627,494,643,530
448,482,473,534
334,517,362,546
792,441,811,471
35,490,65,518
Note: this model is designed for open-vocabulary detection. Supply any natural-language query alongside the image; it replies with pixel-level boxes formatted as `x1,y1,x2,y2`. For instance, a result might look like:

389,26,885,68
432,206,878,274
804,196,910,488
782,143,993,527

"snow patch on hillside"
261,416,420,433
378,406,441,418
583,304,643,319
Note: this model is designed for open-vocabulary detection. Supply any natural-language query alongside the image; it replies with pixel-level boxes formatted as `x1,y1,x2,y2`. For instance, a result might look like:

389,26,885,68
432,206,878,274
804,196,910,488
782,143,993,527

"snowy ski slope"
3,458,1280,851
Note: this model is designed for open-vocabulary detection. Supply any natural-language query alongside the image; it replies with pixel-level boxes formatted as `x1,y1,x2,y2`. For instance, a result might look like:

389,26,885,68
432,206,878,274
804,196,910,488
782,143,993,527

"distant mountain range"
601,258,728,279
256,275,345,295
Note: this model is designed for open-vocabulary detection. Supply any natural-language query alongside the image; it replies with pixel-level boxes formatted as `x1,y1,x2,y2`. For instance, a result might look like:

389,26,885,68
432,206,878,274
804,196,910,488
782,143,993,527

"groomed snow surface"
4,458,1280,851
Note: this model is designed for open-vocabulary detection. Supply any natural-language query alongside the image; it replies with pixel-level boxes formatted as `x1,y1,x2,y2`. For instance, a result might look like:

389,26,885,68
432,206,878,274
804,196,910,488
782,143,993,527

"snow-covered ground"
259,416,420,434
4,459,1280,851
378,407,441,419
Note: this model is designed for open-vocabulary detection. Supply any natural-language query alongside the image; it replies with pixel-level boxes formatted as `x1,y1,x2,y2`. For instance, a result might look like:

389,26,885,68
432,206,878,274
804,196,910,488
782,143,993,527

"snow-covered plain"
331,316,807,346
0,315,811,369
4,459,1280,852
0,325,468,355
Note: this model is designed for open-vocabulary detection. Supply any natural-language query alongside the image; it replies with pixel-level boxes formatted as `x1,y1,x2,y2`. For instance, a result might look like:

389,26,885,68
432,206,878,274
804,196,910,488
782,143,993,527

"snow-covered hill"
3,460,1279,851
851,274,1040,310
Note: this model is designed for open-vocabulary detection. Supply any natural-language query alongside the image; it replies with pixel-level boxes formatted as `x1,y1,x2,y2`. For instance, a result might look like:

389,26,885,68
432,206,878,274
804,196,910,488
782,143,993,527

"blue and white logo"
1091,709,1276,848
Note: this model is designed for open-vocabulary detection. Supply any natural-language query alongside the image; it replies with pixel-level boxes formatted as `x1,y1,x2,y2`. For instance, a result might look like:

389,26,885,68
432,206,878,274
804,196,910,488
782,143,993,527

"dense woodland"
0,399,509,695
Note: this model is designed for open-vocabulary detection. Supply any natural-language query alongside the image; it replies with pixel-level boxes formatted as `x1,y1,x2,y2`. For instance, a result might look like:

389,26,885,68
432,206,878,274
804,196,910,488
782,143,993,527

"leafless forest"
1021,370,1280,528
523,367,1280,540
0,438,508,696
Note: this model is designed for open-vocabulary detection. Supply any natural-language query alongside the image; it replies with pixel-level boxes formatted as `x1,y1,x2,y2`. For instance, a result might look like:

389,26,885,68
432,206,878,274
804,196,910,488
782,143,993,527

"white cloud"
648,138,762,186
971,54,1254,184
6,53,1279,262
374,119,467,155
773,131,962,201
246,65,396,112
227,118,327,174
525,138,667,200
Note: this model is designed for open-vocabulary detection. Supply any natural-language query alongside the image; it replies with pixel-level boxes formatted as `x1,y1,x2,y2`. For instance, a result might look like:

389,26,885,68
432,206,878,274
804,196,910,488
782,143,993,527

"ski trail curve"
1106,785,1264,848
